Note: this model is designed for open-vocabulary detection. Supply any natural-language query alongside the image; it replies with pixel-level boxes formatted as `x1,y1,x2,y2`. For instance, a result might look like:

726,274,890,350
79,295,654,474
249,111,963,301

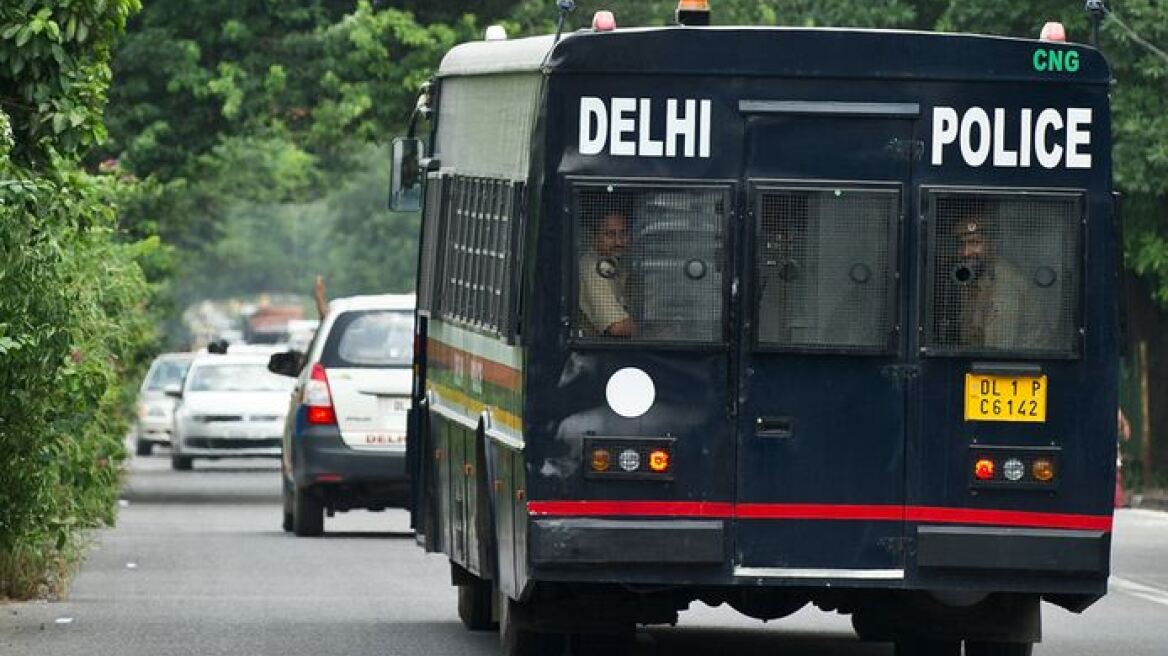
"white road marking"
1110,576,1168,608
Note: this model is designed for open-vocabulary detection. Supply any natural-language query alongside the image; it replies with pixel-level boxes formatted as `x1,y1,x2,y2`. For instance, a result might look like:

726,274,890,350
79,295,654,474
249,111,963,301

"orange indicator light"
1032,458,1055,482
591,449,611,472
648,449,670,472
974,458,995,481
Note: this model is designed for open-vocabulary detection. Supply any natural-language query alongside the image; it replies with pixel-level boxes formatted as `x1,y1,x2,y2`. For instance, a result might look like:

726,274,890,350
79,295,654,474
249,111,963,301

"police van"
394,5,1118,655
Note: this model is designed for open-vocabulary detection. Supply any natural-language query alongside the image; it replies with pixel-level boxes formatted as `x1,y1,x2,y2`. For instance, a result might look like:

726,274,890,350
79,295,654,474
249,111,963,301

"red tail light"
303,363,336,425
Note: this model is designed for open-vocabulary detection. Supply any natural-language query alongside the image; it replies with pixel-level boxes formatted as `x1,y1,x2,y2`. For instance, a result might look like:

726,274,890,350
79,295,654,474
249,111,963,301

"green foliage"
1,0,155,599
100,0,1168,316
103,1,474,308
1,0,141,165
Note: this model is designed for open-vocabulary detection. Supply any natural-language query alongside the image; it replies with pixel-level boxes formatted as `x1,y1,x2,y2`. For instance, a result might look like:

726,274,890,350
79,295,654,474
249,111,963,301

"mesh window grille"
417,173,446,314
435,175,523,334
755,187,899,352
926,192,1082,355
572,184,728,343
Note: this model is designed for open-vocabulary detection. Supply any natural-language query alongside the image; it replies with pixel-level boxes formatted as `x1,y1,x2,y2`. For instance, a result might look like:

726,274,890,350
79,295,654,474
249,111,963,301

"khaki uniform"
578,253,630,336
959,260,1045,350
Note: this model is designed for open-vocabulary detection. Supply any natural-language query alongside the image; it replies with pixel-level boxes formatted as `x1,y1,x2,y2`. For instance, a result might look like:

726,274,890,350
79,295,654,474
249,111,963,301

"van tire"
500,596,563,656
135,438,152,457
171,453,192,470
457,575,496,631
293,487,324,536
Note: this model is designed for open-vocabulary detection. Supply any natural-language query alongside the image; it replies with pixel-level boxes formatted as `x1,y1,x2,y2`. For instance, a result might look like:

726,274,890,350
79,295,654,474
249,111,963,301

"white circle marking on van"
606,368,656,418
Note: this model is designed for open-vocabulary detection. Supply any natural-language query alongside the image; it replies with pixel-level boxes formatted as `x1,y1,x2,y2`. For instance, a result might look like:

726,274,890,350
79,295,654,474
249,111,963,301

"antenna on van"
1085,0,1106,47
554,0,576,44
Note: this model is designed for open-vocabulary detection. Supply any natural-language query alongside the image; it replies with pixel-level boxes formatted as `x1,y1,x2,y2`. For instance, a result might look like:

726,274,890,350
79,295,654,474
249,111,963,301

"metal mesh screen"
755,187,899,351
417,172,446,314
436,175,523,335
926,192,1082,355
435,74,541,181
572,184,728,343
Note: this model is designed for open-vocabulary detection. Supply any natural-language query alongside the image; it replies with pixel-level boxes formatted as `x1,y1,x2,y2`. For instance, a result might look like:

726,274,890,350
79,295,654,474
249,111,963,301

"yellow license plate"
964,374,1047,423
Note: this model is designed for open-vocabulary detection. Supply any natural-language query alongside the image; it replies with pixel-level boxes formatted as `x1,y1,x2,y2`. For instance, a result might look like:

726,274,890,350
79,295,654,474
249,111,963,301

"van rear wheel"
457,574,496,631
170,453,192,470
500,596,564,656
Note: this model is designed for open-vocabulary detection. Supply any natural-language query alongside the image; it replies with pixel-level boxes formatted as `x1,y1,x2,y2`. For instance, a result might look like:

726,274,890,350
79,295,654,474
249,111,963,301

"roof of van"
436,27,1109,84
327,294,416,314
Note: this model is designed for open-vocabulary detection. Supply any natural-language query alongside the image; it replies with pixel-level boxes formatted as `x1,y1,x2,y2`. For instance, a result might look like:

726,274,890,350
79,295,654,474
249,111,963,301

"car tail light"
303,363,336,425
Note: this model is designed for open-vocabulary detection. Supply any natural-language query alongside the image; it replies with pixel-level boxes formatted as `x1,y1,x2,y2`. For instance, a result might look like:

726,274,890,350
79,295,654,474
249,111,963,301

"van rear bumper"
915,525,1109,574
530,518,725,565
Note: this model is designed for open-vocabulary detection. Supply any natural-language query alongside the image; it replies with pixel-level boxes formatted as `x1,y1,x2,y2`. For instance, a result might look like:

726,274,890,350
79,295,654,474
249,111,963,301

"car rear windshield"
144,359,190,390
321,310,413,368
187,363,293,392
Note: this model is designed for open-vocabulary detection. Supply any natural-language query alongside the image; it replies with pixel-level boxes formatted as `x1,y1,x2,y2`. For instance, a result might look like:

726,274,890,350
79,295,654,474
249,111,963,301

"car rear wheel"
293,487,324,536
171,453,192,470
281,483,294,532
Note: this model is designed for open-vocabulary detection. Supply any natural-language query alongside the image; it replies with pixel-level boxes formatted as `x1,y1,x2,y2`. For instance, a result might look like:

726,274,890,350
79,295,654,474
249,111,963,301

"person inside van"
947,199,1044,350
578,206,636,338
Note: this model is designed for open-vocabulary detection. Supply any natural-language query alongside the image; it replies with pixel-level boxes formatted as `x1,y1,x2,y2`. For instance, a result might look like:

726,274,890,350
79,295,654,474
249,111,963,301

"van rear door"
734,101,915,577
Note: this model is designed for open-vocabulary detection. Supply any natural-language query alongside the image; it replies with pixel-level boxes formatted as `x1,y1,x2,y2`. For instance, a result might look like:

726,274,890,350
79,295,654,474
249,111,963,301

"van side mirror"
268,350,303,378
164,383,183,399
389,137,423,212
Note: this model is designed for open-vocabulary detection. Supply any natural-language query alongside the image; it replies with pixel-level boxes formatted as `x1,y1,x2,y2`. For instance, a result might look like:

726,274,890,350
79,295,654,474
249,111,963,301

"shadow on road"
315,530,416,539
641,626,891,655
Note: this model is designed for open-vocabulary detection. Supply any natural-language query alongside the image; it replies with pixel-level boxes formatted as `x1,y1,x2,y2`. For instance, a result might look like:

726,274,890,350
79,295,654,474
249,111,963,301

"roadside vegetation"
3,0,1168,599
0,0,157,598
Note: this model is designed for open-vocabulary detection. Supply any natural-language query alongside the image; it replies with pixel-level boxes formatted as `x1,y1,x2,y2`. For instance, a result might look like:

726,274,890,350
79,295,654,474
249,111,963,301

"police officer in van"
948,199,1045,350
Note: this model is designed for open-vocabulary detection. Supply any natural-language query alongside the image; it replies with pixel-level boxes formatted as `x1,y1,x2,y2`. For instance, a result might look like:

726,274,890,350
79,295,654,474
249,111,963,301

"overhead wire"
1102,6,1168,68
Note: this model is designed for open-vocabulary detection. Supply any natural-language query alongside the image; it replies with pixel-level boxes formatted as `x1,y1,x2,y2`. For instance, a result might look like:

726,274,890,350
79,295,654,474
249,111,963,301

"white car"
133,353,195,456
268,294,415,535
168,353,296,470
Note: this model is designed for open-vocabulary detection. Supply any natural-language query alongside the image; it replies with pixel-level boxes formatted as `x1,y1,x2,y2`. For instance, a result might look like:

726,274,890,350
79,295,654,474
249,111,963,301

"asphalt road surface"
2,454,1167,656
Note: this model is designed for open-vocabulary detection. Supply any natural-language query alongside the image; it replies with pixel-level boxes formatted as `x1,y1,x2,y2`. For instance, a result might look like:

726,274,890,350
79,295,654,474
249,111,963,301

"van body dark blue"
405,25,1117,652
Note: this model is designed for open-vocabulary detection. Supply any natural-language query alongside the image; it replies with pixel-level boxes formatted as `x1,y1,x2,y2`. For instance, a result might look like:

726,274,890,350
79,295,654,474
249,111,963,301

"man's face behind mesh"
598,213,629,258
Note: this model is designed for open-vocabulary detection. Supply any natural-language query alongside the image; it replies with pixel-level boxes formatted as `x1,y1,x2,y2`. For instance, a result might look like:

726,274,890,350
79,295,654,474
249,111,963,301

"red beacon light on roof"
677,0,711,26
1040,21,1067,42
592,11,616,32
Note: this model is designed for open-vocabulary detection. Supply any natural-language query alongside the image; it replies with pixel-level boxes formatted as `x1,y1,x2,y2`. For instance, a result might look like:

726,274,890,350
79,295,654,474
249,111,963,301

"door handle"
756,416,794,439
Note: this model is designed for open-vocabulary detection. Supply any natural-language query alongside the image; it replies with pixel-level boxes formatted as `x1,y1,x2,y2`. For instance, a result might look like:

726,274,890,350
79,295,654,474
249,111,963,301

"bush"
0,0,153,598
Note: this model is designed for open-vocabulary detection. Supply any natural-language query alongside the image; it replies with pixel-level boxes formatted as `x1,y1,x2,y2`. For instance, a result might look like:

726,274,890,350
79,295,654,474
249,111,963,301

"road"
2,454,1166,656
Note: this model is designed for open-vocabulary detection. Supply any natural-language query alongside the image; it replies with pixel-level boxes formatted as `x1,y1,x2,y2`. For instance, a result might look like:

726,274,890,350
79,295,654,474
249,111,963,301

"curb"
1128,495,1168,512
